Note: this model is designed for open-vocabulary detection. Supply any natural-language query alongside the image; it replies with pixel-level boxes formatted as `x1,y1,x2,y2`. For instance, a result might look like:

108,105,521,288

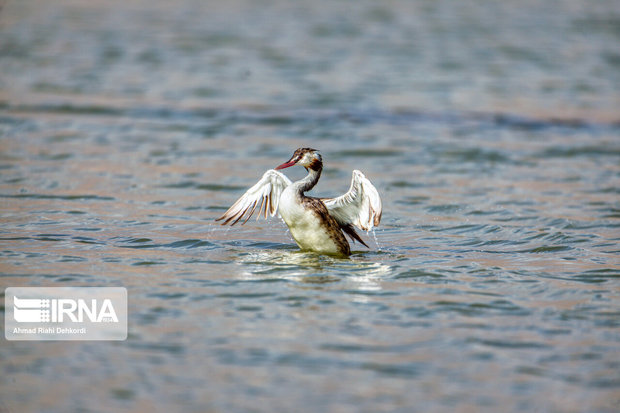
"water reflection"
237,249,394,288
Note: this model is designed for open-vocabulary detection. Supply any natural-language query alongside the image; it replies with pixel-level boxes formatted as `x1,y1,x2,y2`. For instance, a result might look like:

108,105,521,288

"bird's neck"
294,165,322,195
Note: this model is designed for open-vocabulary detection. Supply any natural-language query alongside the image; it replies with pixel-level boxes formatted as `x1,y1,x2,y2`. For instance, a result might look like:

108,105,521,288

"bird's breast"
278,190,349,256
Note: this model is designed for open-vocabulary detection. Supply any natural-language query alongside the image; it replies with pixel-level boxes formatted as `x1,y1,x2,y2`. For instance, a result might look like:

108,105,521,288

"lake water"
1,0,619,412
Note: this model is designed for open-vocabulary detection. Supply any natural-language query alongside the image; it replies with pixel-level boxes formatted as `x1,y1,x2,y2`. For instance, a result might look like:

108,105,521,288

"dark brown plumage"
300,196,351,256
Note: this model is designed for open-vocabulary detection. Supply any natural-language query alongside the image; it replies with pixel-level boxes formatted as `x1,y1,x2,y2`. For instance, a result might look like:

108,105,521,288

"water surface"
1,1,619,412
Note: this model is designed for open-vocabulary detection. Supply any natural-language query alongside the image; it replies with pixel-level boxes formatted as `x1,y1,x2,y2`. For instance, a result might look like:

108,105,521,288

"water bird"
217,148,382,256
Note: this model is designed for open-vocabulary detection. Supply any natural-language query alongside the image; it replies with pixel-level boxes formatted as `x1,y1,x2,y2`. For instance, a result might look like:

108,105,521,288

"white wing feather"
217,169,292,225
323,170,382,231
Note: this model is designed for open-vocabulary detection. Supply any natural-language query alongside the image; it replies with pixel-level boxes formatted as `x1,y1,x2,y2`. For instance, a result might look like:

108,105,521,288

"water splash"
370,228,382,251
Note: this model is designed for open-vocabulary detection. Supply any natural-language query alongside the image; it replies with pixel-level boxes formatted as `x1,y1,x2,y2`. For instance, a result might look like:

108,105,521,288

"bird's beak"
275,160,296,170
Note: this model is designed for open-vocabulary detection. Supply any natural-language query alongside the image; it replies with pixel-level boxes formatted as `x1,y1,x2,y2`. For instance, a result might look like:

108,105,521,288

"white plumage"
323,170,382,231
216,170,291,225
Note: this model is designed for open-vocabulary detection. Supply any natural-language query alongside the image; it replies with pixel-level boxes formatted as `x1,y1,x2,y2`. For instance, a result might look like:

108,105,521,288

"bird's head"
275,148,322,172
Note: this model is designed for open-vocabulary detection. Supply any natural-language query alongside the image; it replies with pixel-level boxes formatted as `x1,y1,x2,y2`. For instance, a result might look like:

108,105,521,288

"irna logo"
5,287,127,341
13,296,119,323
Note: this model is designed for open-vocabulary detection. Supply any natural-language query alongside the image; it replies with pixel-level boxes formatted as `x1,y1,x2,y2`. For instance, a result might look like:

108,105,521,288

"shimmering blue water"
1,1,619,412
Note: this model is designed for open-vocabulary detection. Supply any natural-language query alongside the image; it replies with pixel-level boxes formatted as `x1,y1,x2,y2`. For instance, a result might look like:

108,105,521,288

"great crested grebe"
216,148,382,256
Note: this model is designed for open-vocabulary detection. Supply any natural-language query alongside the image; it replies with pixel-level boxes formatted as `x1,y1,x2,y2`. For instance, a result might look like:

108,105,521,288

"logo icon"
13,296,51,322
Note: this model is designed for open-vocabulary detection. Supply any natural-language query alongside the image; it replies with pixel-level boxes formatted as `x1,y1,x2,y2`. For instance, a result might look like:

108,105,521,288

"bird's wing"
322,170,382,231
216,170,292,225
